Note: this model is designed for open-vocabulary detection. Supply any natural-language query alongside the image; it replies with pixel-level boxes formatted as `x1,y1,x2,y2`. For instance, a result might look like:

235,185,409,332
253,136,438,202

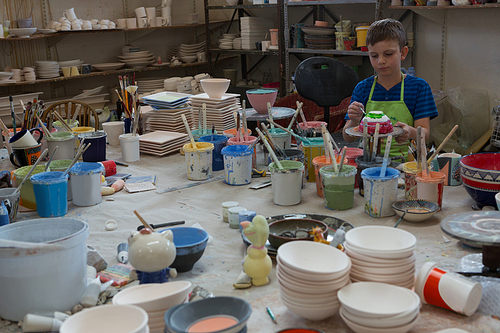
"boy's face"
368,39,409,79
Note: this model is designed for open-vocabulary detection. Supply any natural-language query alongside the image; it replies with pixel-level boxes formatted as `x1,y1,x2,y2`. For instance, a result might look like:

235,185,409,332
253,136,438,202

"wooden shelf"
288,0,378,5
288,47,368,56
210,48,279,56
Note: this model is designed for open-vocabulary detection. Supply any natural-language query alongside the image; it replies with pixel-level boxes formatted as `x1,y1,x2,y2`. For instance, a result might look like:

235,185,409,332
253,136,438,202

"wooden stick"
338,146,347,173
261,123,285,158
322,125,338,173
181,114,197,149
134,210,153,230
266,119,312,144
267,102,274,129
427,125,459,165
299,102,308,125
287,101,303,130
53,111,73,132
370,123,380,162
36,115,54,139
256,127,283,170
421,130,429,177
242,102,248,140
416,126,422,170
322,129,330,163
202,103,207,135
362,118,369,162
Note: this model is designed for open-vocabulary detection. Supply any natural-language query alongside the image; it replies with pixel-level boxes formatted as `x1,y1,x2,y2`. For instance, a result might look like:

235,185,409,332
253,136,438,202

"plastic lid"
30,171,68,185
69,162,104,176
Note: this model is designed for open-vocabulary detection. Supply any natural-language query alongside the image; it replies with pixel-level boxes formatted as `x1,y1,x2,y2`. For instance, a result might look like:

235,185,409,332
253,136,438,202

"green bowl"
268,218,329,249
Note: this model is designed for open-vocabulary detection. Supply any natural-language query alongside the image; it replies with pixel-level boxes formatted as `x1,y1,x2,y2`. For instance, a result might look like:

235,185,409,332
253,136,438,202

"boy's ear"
401,46,409,60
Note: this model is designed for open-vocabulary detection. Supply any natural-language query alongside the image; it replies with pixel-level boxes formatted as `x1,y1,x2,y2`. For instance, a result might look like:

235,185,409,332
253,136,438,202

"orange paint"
187,315,238,333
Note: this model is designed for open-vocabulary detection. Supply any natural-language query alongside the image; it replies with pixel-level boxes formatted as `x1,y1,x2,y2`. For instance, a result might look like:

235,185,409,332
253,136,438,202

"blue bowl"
161,227,209,272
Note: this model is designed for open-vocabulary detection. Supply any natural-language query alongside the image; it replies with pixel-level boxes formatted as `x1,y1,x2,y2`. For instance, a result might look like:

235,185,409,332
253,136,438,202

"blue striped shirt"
346,75,438,121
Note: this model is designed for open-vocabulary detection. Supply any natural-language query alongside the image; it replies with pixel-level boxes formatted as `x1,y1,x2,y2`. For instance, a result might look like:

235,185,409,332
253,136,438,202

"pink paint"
187,315,238,332
415,171,446,211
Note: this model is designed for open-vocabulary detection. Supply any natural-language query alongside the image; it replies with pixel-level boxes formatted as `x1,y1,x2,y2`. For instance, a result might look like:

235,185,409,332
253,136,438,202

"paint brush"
322,128,330,163
63,143,91,177
256,127,283,170
20,100,28,130
242,105,248,141
125,85,139,136
266,119,312,144
45,146,59,171
328,132,340,153
198,107,202,132
53,111,73,132
421,129,429,177
338,146,347,173
426,124,459,165
245,134,260,152
236,112,241,142
362,118,369,162
379,135,392,177
9,96,16,134
267,102,274,129
299,103,308,126
181,114,197,149
322,125,338,173
13,149,49,196
202,103,207,135
416,126,422,171
261,123,286,159
211,124,215,141
370,123,380,162
134,210,153,230
36,115,54,139
71,104,81,123
287,101,303,130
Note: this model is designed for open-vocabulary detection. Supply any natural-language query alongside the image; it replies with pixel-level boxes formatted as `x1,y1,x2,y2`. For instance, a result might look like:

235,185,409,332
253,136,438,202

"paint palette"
139,131,189,156
189,93,241,132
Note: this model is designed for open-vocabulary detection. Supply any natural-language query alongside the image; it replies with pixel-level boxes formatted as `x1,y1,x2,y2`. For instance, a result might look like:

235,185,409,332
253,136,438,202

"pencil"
266,307,277,324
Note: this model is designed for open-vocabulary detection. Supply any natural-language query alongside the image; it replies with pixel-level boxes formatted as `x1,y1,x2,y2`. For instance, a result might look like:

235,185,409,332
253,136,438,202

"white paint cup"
269,160,304,206
63,8,77,22
117,18,127,28
221,201,239,222
9,129,41,148
183,142,214,181
228,206,247,229
46,132,76,160
361,167,400,217
126,18,137,29
102,121,124,146
69,162,104,207
119,133,140,162
146,7,156,27
22,314,63,332
155,17,164,27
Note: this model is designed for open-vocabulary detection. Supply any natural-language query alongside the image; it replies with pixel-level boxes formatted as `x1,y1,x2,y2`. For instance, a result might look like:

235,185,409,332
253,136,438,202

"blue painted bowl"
161,227,209,272
460,152,500,209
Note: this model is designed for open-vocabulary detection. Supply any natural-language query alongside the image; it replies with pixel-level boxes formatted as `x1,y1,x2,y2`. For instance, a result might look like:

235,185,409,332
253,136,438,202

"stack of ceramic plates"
338,282,421,333
137,78,166,94
188,93,241,132
219,34,238,50
304,35,336,49
139,130,189,156
344,226,417,289
141,91,191,110
301,25,336,36
232,37,242,50
179,41,206,63
276,241,351,321
36,61,59,79
118,50,155,69
166,47,180,62
58,59,84,69
142,104,194,134
164,77,182,91
240,17,273,50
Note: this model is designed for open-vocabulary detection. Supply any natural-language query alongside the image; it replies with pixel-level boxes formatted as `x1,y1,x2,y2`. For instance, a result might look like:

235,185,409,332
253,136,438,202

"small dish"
392,199,439,222
9,28,37,38
268,218,328,249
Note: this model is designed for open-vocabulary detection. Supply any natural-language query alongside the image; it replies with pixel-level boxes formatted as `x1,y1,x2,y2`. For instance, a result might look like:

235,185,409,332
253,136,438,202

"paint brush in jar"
256,127,283,170
211,124,215,141
242,105,249,141
261,123,286,159
421,129,429,177
266,119,312,145
338,146,347,173
181,114,197,149
416,126,422,171
13,149,49,196
9,96,16,134
287,101,303,130
322,125,338,173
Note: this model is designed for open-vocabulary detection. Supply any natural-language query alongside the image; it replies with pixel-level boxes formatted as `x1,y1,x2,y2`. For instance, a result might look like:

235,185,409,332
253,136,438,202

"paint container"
79,131,107,162
415,262,482,317
402,161,421,200
99,160,117,177
69,162,104,207
222,128,252,138
320,164,357,210
48,159,73,201
119,133,140,163
53,119,78,132
221,145,253,185
227,135,258,167
312,155,343,197
0,218,89,321
355,156,389,196
269,160,304,206
101,121,124,146
46,132,75,160
267,149,305,169
222,201,239,222
31,171,68,217
192,129,217,141
361,167,400,218
228,206,247,229
298,121,326,137
416,171,445,210
0,188,21,223
13,165,46,209
299,137,325,183
431,153,462,186
239,210,257,232
183,142,214,181
72,126,95,136
198,134,228,171
268,128,291,150
345,148,364,168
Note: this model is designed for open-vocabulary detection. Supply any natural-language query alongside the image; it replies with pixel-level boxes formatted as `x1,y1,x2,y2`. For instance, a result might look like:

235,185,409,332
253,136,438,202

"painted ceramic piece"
392,200,440,222
268,218,329,249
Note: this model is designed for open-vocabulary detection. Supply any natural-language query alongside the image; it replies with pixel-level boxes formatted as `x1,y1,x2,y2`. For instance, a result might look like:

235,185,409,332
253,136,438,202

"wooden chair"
41,100,99,131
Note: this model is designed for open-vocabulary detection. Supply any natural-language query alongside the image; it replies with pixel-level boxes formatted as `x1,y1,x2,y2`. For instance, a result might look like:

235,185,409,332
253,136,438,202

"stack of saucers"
344,226,416,289
36,61,60,79
188,93,241,132
118,50,155,68
137,77,166,94
276,241,351,321
219,33,238,50
338,282,421,333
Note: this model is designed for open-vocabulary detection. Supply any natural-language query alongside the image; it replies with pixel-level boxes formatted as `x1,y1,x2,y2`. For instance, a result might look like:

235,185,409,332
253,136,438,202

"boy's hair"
366,18,406,50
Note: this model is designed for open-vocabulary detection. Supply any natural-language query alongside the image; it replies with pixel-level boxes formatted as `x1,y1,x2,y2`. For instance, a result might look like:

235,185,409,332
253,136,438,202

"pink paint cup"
416,171,445,210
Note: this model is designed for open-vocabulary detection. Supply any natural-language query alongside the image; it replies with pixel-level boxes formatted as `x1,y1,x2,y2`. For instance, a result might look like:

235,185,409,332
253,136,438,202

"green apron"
365,74,413,160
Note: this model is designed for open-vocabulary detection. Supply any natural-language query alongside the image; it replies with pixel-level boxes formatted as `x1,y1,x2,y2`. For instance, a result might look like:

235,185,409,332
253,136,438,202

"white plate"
38,29,57,34
92,63,125,71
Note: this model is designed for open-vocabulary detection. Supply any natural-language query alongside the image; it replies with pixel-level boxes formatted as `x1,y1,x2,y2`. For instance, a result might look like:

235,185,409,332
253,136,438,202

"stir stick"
256,127,283,170
362,118,369,162
62,143,91,177
45,146,59,171
242,107,249,141
379,135,392,177
426,124,459,165
287,101,303,130
134,210,153,230
71,104,81,123
322,125,338,173
328,132,340,153
322,129,330,163
36,115,54,139
338,146,347,173
181,114,197,149
202,103,207,135
237,112,243,142
245,134,260,152
53,111,73,132
267,102,274,129
261,123,286,159
299,104,308,126
370,123,380,162
416,126,422,170
13,149,49,196
421,130,429,177
266,119,312,144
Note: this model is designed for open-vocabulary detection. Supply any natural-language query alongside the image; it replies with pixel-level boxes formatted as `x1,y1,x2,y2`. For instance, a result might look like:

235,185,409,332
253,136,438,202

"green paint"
320,164,357,211
47,159,72,172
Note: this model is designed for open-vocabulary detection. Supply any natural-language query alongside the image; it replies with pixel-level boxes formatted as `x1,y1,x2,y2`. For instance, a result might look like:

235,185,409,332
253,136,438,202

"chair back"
41,100,99,131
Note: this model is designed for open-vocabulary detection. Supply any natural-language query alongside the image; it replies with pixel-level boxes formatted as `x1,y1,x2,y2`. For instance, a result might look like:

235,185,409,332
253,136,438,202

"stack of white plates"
58,59,84,69
142,104,193,134
166,47,180,62
344,226,417,289
276,241,351,321
118,50,155,69
188,93,241,132
240,17,273,50
137,78,166,94
36,61,59,79
219,34,238,50
142,91,191,110
164,77,182,91
338,282,421,333
179,41,206,63
138,130,189,156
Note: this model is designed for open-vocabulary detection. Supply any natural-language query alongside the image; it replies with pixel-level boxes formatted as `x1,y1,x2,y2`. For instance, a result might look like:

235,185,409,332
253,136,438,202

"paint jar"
222,128,252,138
0,188,21,223
228,206,247,229
267,149,305,167
222,201,239,222
48,159,73,201
228,135,258,167
221,145,253,185
78,131,107,162
297,121,326,138
46,132,75,160
72,126,95,136
198,134,228,171
31,172,68,218
191,129,217,141
361,167,400,218
239,210,257,232
402,161,421,200
268,128,291,150
312,155,343,198
299,137,325,183
416,171,446,210
335,31,351,50
355,156,384,196
320,164,357,210
119,133,140,163
183,142,214,181
345,148,364,167
269,160,304,206
431,153,462,186
69,162,104,207
53,119,78,132
102,121,124,146
13,165,46,209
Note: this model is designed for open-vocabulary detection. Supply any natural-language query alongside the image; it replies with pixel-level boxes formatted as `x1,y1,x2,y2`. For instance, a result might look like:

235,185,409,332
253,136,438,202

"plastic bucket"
312,155,343,197
221,145,253,185
228,135,257,167
361,167,400,218
198,134,228,171
69,162,104,207
416,171,446,210
0,218,89,321
183,142,214,181
269,128,291,150
102,121,124,146
48,159,73,201
300,137,325,183
46,132,75,160
269,160,304,206
335,31,351,50
320,164,357,210
0,188,21,223
402,161,421,200
13,165,46,209
355,26,369,47
53,119,78,132
119,133,140,163
79,131,107,162
31,172,68,217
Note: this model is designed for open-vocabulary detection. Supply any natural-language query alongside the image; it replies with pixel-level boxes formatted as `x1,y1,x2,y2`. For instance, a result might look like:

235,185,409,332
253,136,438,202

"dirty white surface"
0,145,499,333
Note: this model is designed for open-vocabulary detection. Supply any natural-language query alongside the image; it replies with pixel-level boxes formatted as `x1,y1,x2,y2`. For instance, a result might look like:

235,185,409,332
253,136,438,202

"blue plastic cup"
31,171,69,217
199,135,228,171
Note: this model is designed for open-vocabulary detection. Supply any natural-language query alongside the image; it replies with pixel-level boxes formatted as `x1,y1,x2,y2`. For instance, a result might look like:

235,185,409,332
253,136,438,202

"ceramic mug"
135,7,147,18
137,16,147,28
155,17,164,27
81,64,92,74
431,152,462,186
196,52,206,62
10,143,42,167
117,18,127,28
63,8,77,22
146,7,156,27
70,66,79,76
9,128,43,148
62,67,71,77
126,18,137,29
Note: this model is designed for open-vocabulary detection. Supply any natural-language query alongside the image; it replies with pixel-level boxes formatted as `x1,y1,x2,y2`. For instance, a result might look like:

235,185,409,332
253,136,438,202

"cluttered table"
0,144,499,333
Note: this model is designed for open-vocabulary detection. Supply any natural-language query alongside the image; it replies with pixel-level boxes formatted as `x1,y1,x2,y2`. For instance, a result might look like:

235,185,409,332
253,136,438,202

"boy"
342,18,438,160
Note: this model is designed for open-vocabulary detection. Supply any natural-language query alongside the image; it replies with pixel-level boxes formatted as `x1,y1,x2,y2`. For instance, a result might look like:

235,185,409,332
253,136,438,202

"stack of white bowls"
344,226,417,289
164,77,182,91
276,241,351,321
338,282,421,333
219,33,238,49
232,37,242,50
112,281,192,333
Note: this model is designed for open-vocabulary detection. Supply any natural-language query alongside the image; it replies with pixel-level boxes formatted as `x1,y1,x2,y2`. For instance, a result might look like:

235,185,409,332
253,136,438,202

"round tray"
241,213,354,258
345,126,404,138
441,211,500,247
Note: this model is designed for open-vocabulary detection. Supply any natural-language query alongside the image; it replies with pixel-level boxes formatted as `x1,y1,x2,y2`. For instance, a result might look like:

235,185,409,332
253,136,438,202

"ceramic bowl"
0,72,14,81
200,78,230,99
160,227,209,272
164,296,251,333
246,88,278,114
180,56,197,63
392,199,439,222
339,309,420,333
344,243,416,264
268,218,328,249
9,28,37,38
496,192,500,211
281,297,338,321
345,226,417,253
460,152,500,209
340,305,420,328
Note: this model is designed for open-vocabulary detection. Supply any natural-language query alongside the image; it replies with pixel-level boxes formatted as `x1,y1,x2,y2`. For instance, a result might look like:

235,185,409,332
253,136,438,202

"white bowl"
349,255,415,268
200,78,230,99
279,283,339,302
277,255,351,281
280,288,339,307
60,304,148,333
341,305,420,328
350,276,415,290
180,56,197,63
0,72,14,81
345,226,417,253
281,297,339,321
9,28,37,38
351,261,415,275
277,265,350,292
349,270,415,285
340,308,420,333
345,244,416,264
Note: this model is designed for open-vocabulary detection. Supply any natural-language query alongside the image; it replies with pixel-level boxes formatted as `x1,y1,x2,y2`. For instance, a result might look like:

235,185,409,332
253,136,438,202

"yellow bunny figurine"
241,215,272,286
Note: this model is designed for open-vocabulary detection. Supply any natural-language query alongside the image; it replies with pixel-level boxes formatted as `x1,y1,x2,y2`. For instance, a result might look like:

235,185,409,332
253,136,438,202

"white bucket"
69,162,104,207
221,145,253,185
102,121,124,146
361,167,400,218
0,218,89,321
269,160,304,205
46,132,75,160
183,142,214,181
119,133,140,163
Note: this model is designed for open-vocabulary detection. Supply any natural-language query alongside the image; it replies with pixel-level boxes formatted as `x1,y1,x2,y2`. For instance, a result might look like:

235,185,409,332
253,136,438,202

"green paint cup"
320,164,357,210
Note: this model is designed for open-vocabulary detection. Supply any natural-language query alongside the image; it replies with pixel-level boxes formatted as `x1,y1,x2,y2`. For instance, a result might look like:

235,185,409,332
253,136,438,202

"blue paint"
238,210,256,232
221,145,253,186
0,201,9,226
78,131,107,162
30,171,69,218
69,162,104,176
160,227,209,272
199,135,228,171
136,268,176,284
361,167,400,218
246,88,278,95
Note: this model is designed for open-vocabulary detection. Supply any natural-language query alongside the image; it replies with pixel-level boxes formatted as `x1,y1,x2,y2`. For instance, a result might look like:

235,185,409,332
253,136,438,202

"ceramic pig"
128,228,177,284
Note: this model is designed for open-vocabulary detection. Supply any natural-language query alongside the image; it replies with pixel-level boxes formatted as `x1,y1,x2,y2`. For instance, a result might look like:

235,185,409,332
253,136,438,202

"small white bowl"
9,28,37,38
340,308,420,333
277,265,350,292
281,297,339,321
341,305,420,328
350,261,415,275
345,226,417,257
200,78,230,99
345,243,416,264
0,72,14,81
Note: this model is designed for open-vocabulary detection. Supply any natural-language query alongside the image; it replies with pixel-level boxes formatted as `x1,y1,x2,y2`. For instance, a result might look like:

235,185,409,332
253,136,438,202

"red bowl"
460,152,500,209
246,88,278,114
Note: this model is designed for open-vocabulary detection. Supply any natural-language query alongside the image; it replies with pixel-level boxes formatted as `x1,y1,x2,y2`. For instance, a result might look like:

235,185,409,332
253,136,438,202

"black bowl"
268,218,328,249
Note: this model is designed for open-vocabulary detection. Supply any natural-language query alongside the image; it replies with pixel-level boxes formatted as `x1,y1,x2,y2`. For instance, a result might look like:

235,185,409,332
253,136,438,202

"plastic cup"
69,162,104,207
221,145,253,185
416,171,446,210
361,167,400,218
402,161,421,200
0,188,21,223
228,206,247,229
312,155,343,197
320,164,357,210
13,165,46,209
198,134,228,171
48,159,73,201
183,142,214,181
269,160,304,206
31,171,68,217
300,137,325,183
46,132,75,160
119,133,140,163
102,121,124,146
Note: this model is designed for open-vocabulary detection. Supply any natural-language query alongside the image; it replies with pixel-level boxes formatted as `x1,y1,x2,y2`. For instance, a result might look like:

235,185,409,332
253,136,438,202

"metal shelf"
207,4,277,9
210,48,279,56
389,4,500,9
287,0,378,5
289,48,368,56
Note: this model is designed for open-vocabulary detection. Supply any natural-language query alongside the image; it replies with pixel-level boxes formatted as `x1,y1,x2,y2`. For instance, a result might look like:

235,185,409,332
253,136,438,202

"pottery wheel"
243,107,295,122
345,126,404,138
441,211,500,272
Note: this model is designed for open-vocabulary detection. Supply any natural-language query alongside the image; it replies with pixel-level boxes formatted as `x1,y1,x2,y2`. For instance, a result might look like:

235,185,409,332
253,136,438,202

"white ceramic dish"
345,244,416,264
350,261,415,275
349,270,415,285
277,265,350,292
280,291,340,309
341,305,420,328
0,72,14,81
92,63,125,71
277,255,351,281
345,226,417,252
339,309,420,333
279,282,340,301
9,28,37,38
281,297,339,321
348,255,415,268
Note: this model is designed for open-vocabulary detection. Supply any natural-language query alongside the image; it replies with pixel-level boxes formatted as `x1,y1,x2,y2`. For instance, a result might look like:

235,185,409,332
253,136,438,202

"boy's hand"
347,102,365,124
395,121,411,143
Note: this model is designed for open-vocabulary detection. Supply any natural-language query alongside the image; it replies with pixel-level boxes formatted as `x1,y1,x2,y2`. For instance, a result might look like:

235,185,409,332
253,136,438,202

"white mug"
161,7,171,26
155,17,164,27
126,18,137,29
262,40,271,51
117,18,127,28
63,8,77,22
99,19,110,26
137,16,147,28
146,7,156,27
135,7,147,19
